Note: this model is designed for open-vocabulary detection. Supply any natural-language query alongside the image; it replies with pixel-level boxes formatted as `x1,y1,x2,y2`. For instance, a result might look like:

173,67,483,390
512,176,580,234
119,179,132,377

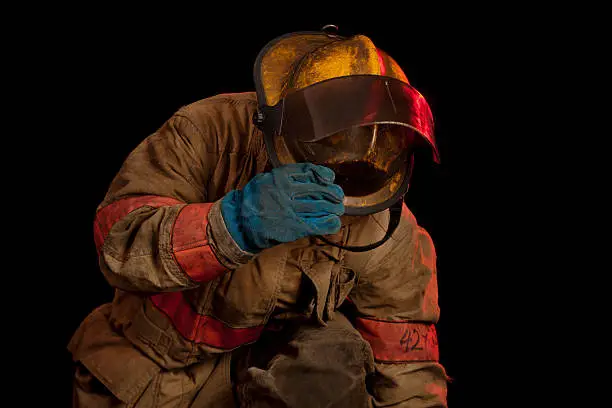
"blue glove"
220,163,345,253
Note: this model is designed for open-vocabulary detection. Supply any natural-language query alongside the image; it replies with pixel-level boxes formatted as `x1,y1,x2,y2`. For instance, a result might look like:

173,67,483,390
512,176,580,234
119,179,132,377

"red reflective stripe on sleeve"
355,317,439,362
171,203,227,282
93,195,182,252
150,292,264,350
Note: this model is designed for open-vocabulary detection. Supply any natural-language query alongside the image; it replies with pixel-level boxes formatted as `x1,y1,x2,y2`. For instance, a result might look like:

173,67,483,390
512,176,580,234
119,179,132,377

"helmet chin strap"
315,195,404,252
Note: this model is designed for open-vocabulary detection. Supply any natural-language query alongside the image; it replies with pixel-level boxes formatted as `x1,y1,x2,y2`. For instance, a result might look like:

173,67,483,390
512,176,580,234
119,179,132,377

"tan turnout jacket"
68,92,448,407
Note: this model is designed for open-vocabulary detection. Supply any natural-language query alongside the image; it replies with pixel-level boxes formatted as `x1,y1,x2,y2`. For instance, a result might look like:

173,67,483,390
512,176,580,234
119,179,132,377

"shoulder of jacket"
175,92,258,119
162,92,259,154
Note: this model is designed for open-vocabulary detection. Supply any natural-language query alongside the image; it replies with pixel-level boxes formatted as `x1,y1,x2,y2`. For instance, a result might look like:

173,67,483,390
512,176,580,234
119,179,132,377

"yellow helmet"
254,28,438,216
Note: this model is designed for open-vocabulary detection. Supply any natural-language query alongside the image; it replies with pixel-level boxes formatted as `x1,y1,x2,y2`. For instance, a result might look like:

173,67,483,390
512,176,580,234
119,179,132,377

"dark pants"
234,311,375,408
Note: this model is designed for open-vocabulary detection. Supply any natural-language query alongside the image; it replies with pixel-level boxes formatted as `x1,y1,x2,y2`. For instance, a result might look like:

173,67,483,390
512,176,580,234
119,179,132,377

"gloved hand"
220,163,345,253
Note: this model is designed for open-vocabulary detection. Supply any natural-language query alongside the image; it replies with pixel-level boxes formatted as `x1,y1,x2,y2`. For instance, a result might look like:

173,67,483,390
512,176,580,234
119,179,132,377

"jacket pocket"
336,266,357,306
68,304,162,404
326,266,357,320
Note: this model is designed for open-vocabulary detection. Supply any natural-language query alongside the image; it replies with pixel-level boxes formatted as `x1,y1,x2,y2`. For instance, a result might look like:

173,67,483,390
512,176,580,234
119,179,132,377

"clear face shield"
259,74,439,216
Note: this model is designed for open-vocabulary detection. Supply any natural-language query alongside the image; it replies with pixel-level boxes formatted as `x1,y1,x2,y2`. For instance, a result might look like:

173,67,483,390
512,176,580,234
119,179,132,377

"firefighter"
68,27,448,407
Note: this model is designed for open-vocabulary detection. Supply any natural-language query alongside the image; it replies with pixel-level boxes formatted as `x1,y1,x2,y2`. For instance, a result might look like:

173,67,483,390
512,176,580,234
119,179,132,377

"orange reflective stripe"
93,196,227,283
171,203,227,282
150,292,263,350
355,317,439,362
93,195,182,253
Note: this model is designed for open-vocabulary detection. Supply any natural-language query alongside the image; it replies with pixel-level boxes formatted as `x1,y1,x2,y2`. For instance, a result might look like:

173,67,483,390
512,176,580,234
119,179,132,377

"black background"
22,11,548,407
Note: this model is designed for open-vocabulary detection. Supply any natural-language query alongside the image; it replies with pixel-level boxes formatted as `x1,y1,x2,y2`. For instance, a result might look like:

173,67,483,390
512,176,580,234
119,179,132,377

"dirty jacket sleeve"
94,111,254,293
346,204,449,408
